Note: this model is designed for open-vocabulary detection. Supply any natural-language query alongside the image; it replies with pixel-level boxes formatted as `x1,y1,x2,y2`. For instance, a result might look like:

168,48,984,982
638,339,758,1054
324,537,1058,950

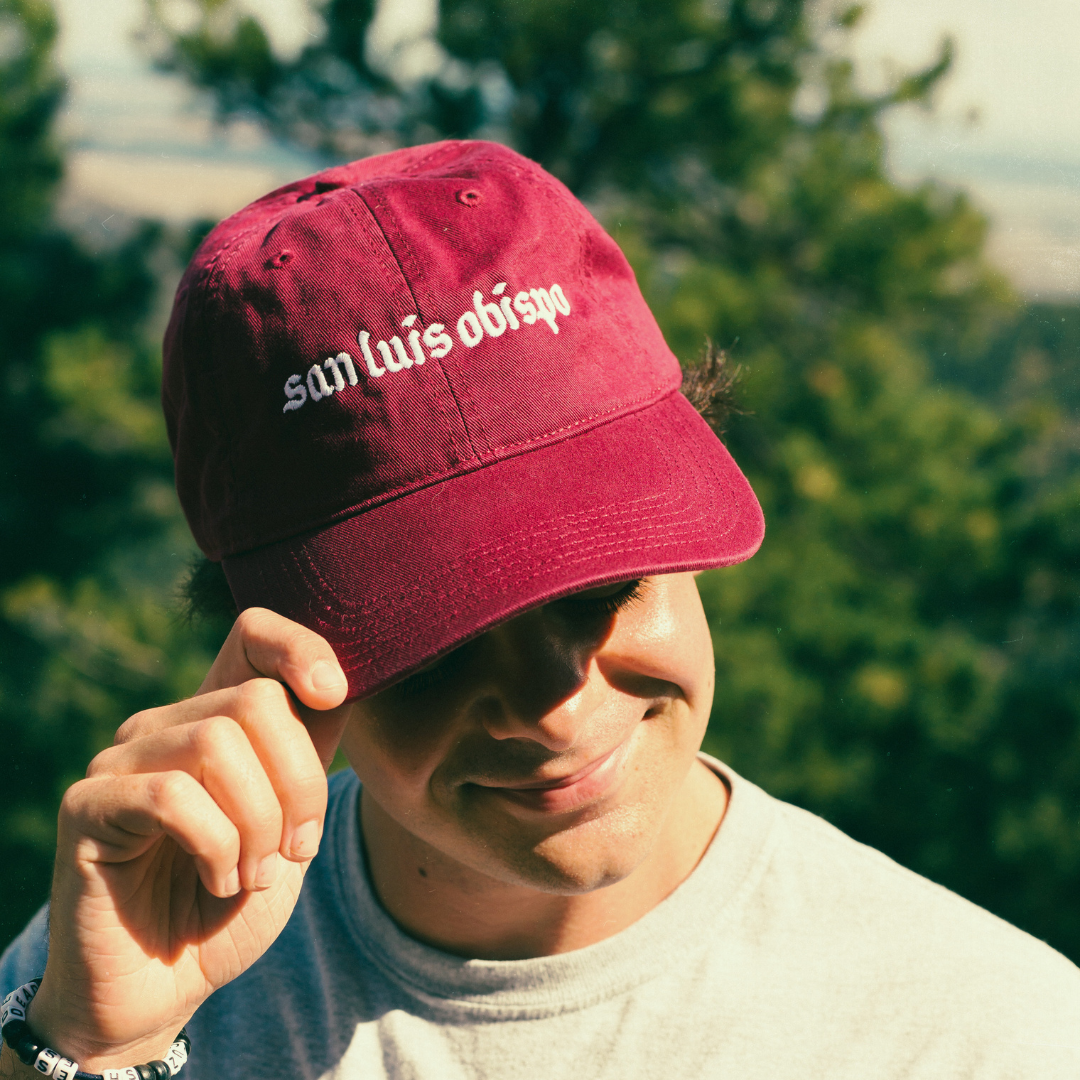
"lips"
472,736,633,814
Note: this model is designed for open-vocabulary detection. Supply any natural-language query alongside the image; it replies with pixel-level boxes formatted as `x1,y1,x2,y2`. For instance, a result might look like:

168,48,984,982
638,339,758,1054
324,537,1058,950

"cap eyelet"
456,189,483,207
269,249,294,269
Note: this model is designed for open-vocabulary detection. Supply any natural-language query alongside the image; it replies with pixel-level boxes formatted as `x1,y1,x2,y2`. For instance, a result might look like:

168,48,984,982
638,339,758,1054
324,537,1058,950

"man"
2,140,1079,1080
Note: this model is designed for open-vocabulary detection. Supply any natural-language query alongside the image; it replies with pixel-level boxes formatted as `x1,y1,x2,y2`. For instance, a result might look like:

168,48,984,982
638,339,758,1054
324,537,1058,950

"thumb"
296,699,354,773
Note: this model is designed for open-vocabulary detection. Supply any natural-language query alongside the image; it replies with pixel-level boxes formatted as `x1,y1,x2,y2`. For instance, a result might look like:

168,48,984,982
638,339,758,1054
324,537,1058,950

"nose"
472,607,613,751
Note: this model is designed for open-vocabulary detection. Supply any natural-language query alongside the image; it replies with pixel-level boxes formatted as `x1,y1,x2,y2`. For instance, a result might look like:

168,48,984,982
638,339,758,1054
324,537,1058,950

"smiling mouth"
471,737,633,813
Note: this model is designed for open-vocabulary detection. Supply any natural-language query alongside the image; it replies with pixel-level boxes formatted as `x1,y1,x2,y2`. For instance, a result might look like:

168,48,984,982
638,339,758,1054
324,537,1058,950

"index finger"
198,608,348,711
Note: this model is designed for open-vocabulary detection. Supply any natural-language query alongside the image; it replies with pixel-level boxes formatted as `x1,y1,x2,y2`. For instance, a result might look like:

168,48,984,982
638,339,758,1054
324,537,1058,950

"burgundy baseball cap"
163,140,764,701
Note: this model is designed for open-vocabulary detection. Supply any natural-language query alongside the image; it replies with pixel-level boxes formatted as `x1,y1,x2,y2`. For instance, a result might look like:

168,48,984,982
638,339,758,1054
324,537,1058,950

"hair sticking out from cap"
681,340,744,438
179,557,238,625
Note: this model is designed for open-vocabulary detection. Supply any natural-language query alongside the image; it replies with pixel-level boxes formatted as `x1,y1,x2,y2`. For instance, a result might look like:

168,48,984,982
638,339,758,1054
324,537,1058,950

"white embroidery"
499,294,520,329
282,280,572,412
337,352,359,383
457,310,483,347
550,283,571,315
306,364,333,400
358,330,385,377
377,336,413,372
423,322,453,358
406,328,426,365
323,356,345,391
530,287,559,333
513,291,537,324
283,374,307,412
473,290,507,337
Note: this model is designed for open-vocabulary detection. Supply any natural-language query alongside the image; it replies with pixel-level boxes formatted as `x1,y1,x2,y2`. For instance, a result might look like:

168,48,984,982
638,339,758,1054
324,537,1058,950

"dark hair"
179,343,743,625
179,552,239,626
681,339,743,437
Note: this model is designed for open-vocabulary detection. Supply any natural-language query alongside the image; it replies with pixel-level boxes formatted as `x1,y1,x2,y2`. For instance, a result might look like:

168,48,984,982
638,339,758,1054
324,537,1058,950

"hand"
23,609,350,1074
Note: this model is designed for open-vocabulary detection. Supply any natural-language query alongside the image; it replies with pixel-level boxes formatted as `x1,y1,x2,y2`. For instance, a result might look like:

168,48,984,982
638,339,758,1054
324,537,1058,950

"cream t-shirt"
4,757,1079,1078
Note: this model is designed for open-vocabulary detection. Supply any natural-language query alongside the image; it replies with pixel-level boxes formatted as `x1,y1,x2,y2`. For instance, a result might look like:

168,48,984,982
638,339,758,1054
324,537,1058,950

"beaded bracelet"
1,981,189,1080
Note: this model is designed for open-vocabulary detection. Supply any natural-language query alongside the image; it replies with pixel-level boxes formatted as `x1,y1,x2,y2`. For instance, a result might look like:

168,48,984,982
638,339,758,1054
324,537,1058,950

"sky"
52,0,1080,298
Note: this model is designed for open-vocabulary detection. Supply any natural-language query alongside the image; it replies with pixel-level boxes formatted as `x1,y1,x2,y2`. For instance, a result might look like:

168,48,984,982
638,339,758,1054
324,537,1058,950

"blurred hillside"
2,0,1078,963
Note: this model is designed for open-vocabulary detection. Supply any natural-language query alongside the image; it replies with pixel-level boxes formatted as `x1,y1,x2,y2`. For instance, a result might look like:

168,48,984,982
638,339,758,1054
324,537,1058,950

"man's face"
339,572,715,894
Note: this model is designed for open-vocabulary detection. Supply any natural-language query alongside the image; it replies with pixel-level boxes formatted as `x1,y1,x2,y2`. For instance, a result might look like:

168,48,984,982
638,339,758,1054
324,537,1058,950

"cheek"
615,575,715,718
339,697,456,814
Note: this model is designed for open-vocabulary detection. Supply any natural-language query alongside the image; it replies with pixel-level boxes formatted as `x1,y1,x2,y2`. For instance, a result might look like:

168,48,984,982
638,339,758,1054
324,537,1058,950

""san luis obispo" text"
282,281,571,413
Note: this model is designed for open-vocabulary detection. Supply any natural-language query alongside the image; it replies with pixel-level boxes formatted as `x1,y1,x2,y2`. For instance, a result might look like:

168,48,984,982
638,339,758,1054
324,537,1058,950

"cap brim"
223,392,764,701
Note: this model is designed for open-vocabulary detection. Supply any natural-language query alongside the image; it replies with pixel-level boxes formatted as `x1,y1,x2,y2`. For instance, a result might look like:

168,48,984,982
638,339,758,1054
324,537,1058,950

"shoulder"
711,762,1080,1067
775,790,1079,1008
779,795,1072,965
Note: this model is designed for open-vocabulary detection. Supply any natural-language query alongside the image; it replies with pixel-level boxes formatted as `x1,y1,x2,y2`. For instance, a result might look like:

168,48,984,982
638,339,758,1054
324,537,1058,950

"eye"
394,652,456,696
554,578,648,617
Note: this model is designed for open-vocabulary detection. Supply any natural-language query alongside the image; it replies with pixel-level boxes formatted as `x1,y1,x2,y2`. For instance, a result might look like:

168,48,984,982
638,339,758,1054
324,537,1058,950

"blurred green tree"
147,0,1080,960
0,0,224,949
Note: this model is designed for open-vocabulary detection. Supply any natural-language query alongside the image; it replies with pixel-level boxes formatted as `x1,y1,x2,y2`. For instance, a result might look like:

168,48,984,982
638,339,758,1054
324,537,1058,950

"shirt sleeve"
0,905,49,999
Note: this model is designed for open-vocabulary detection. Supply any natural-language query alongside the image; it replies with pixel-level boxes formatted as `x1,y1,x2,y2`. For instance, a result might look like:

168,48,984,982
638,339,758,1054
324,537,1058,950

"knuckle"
197,821,240,864
147,769,193,808
289,769,329,810
114,709,155,744
283,620,322,651
85,747,118,779
237,676,289,715
249,801,285,838
235,606,271,639
191,714,243,756
59,777,95,818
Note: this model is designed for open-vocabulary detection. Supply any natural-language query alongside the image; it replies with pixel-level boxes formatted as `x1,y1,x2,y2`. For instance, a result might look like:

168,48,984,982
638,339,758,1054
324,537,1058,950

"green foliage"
3,0,1072,967
0,0,224,949
145,0,1080,962
143,0,395,158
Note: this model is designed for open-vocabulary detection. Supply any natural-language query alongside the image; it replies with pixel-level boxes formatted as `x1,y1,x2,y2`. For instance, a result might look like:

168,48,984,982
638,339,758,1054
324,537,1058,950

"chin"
475,799,660,895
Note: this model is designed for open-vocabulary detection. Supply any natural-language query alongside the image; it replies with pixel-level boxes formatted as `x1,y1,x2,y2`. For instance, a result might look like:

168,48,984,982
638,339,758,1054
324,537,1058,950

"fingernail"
290,819,321,859
255,853,279,889
224,867,241,896
311,661,345,692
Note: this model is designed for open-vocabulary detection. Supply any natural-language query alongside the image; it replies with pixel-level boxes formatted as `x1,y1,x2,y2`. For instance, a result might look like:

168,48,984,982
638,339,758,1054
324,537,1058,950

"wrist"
12,982,187,1077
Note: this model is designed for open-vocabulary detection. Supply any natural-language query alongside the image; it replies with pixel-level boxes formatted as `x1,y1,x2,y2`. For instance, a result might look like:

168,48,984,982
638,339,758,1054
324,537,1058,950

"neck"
359,758,728,960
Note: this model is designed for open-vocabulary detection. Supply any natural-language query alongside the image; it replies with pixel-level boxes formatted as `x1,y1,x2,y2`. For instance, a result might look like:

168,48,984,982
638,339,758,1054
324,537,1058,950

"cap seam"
362,180,496,455
392,140,472,177
222,383,681,559
306,509,726,628
340,189,477,467
258,530,730,686
279,408,737,625
196,220,266,555
302,520,723,640
260,402,756,684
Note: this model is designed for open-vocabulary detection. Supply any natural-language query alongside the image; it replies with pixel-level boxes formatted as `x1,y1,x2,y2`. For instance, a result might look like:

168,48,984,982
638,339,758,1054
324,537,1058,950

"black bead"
1,1019,27,1042
132,1064,155,1080
3,1019,42,1067
147,1060,171,1080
